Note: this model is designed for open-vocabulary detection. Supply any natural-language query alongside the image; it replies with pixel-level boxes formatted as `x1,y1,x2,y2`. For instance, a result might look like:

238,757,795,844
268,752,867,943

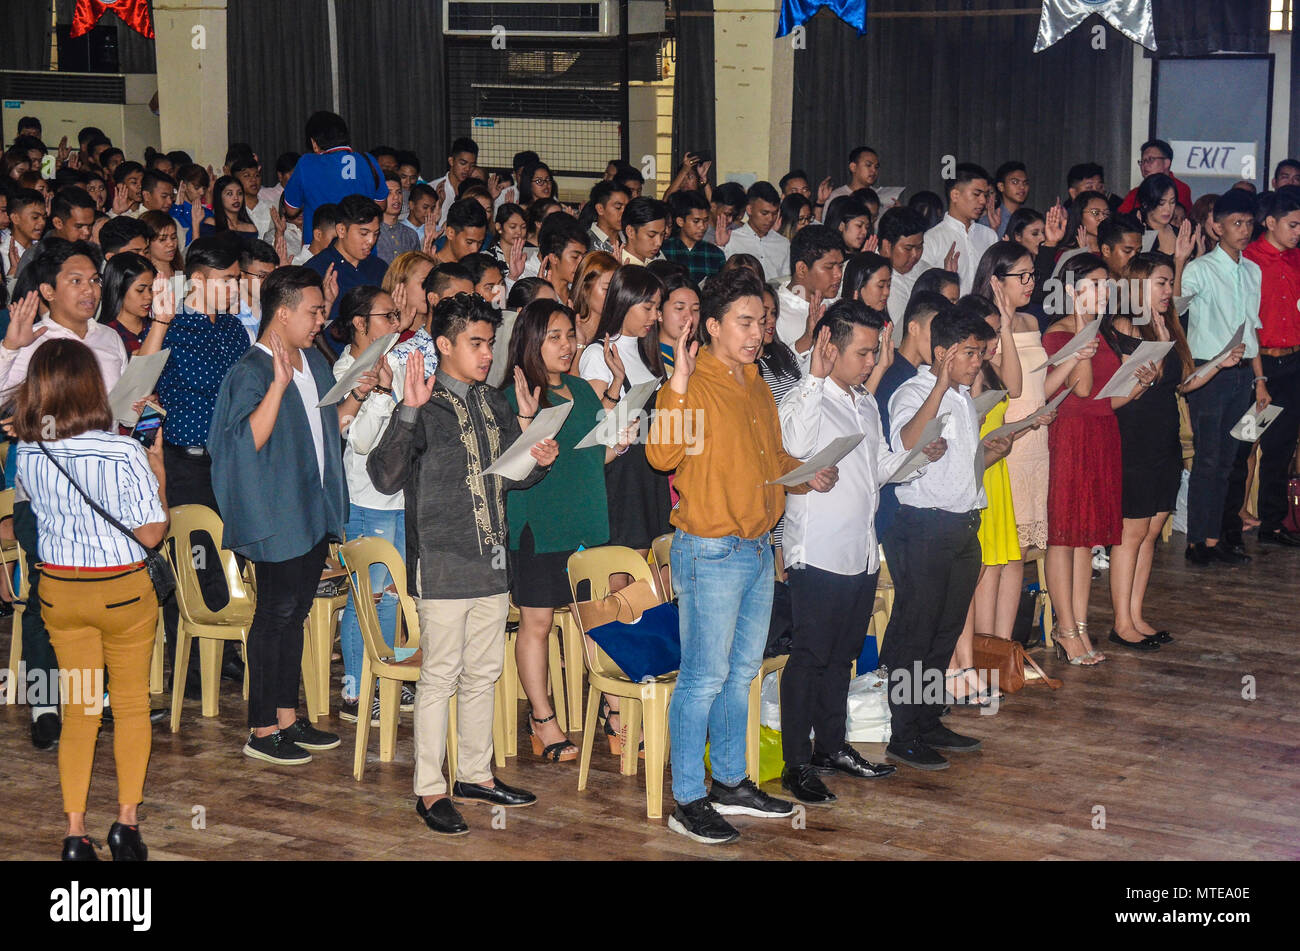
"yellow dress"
978,398,1022,566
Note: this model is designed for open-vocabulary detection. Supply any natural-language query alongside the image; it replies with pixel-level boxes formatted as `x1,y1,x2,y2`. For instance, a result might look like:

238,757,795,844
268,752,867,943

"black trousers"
13,500,57,707
246,537,328,729
1258,351,1300,532
781,565,878,766
879,506,981,745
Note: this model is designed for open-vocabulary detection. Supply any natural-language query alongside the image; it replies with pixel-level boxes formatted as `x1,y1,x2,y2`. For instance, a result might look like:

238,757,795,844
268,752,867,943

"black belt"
165,443,209,459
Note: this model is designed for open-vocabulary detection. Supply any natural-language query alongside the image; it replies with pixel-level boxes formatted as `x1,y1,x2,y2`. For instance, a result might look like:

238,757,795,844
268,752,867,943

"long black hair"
593,264,666,379
971,241,1033,302
99,251,157,325
841,251,892,303
758,284,800,380
500,298,576,409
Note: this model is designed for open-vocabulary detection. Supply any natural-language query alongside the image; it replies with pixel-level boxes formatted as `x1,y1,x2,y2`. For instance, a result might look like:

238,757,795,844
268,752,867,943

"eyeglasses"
796,215,813,225
1085,208,1110,219
1139,155,1168,166
532,178,552,187
366,311,401,321
1002,270,1036,286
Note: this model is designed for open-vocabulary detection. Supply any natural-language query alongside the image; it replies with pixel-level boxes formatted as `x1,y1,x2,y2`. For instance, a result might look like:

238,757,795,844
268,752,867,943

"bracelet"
373,385,392,395
350,388,368,402
518,412,536,420
152,319,171,326
615,443,631,456
1254,376,1268,384
603,387,620,402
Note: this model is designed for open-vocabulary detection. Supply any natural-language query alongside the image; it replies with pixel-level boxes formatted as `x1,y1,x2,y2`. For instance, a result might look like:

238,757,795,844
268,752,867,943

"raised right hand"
809,325,837,380
404,351,435,407
2,292,45,351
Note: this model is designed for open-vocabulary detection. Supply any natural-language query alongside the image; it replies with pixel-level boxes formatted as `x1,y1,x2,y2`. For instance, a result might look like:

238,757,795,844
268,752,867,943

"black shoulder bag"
36,443,176,602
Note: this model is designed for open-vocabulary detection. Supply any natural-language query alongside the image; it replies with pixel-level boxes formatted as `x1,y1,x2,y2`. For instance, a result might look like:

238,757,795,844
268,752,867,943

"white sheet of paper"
875,186,905,207
1231,403,1284,442
109,349,170,425
971,389,1007,419
886,413,949,484
1092,341,1175,400
482,401,573,481
316,332,399,406
983,387,1070,442
1183,323,1247,385
1032,318,1101,372
572,378,660,449
766,433,864,487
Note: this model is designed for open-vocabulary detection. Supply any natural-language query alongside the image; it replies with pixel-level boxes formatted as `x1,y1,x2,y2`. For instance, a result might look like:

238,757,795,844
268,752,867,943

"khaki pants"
413,594,508,796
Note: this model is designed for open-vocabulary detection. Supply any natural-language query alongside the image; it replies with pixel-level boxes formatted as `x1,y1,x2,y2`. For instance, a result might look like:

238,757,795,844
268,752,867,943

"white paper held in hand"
109,348,170,425
1031,318,1101,372
765,433,864,487
983,387,1069,442
971,389,1007,419
483,401,574,481
316,332,400,406
573,379,660,449
1091,340,1174,400
1183,323,1246,385
1230,404,1283,442
886,412,949,484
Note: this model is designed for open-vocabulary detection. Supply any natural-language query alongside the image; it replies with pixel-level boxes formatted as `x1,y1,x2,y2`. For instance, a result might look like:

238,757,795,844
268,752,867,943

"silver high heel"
1077,620,1106,663
1053,626,1102,666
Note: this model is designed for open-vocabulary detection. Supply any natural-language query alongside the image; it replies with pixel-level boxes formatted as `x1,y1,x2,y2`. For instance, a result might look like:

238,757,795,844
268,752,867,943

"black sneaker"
338,696,381,725
667,797,740,844
920,723,982,752
1259,528,1300,547
886,739,949,770
400,684,416,712
279,717,341,750
1208,543,1251,565
708,777,795,818
1185,543,1212,566
243,731,312,765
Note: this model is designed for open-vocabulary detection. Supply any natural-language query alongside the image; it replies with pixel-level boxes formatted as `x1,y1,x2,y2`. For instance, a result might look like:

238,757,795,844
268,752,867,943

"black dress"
1113,330,1184,519
604,382,673,549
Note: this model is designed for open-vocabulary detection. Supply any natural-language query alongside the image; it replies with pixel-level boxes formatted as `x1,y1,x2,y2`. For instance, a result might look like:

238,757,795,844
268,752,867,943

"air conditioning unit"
443,0,664,39
1,71,160,158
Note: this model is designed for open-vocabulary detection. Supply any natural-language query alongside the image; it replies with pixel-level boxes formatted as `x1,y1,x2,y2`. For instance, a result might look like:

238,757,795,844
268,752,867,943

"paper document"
766,433,864,487
1092,341,1174,400
573,378,660,449
1231,404,1283,442
886,413,948,484
1183,323,1246,385
983,388,1069,442
482,401,573,481
875,186,905,207
317,332,399,406
109,349,170,424
1032,318,1101,372
971,389,1007,419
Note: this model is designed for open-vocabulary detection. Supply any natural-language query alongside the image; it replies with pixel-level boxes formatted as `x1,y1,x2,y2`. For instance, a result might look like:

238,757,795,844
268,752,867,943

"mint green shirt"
1180,245,1263,361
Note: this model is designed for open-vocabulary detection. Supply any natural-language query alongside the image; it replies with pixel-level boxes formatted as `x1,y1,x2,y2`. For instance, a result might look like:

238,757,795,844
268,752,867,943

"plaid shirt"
662,237,726,284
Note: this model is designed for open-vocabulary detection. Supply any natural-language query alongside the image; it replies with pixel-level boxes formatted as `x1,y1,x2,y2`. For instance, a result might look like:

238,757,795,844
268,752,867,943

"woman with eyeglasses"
1059,191,1111,258
332,285,404,722
519,162,556,207
1136,173,1179,255
777,193,814,242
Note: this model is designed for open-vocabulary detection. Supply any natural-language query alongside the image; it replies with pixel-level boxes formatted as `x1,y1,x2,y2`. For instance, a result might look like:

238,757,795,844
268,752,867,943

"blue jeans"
668,530,774,804
339,506,406,701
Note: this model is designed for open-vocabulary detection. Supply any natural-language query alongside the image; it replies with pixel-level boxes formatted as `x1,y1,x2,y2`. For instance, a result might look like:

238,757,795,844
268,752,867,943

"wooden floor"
3,530,1299,862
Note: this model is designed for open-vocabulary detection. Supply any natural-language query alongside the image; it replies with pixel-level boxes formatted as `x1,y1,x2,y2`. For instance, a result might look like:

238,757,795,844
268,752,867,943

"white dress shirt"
886,266,918,330
430,175,457,229
725,223,791,283
918,213,999,295
256,343,325,484
578,331,657,386
888,365,986,514
245,196,274,238
776,283,811,349
0,318,129,406
333,348,403,510
779,375,913,575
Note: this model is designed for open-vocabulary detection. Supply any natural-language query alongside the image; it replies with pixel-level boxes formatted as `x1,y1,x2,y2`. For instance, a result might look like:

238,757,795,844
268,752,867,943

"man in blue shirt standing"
283,111,387,237
305,194,388,350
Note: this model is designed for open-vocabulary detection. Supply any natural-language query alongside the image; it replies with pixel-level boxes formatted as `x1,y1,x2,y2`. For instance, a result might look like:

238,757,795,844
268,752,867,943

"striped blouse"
15,432,165,567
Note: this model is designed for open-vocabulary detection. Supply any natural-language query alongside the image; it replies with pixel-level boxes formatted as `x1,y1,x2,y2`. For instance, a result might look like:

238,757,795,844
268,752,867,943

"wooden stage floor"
3,532,1298,862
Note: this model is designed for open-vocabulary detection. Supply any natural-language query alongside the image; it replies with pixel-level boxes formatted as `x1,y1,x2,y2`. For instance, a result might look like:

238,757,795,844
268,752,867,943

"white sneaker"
1091,546,1109,571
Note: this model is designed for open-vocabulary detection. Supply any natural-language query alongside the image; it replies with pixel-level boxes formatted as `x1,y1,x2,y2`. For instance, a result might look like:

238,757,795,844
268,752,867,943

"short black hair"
306,111,350,150
815,298,885,351
225,143,256,169
622,196,670,231
668,188,710,220
312,202,341,234
275,151,300,175
699,266,765,343
713,181,747,215
513,150,540,173
459,252,504,286
241,239,279,268
539,214,589,259
746,181,781,207
590,179,631,208
112,160,144,184
911,267,960,298
337,193,382,226
877,206,927,246
994,161,1027,184
1265,187,1300,220
50,186,95,222
1067,162,1104,188
409,182,437,205
99,215,154,255
944,163,991,199
449,137,479,159
930,306,994,353
848,146,878,165
506,276,550,310
790,223,844,274
184,235,241,278
1098,215,1143,250
1140,139,1174,161
779,169,810,191
395,149,421,173
259,266,323,336
371,145,398,161
17,116,41,135
141,169,176,194
431,291,500,346
902,290,951,336
445,197,489,231
422,261,473,297
30,238,103,296
77,126,104,146
9,187,45,216
612,161,644,186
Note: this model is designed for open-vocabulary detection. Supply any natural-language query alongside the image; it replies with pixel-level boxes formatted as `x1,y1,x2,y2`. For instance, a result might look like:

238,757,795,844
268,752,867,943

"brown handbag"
573,578,661,633
972,633,1063,694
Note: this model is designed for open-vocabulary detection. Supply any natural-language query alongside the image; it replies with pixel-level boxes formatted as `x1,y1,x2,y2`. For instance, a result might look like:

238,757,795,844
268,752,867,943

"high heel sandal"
943,668,991,707
1053,626,1102,666
1076,621,1106,663
527,711,577,762
598,696,644,758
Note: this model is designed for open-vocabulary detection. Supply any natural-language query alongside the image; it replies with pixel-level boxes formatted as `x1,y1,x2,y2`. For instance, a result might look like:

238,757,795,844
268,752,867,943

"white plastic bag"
1172,468,1190,535
760,670,782,730
845,669,891,744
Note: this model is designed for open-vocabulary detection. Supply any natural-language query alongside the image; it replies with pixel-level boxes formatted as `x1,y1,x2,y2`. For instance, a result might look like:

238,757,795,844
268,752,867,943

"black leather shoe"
1259,528,1300,547
1149,631,1174,644
31,712,60,750
1184,543,1212,566
1209,543,1251,565
811,746,896,779
1108,629,1160,651
415,796,469,836
886,740,949,770
920,723,982,752
150,707,168,724
221,654,245,682
781,765,837,804
107,822,148,861
61,835,98,861
452,778,537,808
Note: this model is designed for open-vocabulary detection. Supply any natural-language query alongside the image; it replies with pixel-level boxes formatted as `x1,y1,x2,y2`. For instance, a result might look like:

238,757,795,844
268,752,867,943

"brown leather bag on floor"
972,633,1063,693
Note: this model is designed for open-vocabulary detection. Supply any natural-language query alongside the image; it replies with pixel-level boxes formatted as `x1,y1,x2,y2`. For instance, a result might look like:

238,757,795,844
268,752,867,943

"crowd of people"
2,108,1297,857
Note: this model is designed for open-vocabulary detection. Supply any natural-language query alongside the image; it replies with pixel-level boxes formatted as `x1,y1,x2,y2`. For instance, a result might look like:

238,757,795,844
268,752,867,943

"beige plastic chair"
301,557,350,723
648,532,674,602
165,505,251,733
342,536,472,783
746,653,788,782
567,546,675,819
1022,546,1054,647
3,535,27,705
498,599,568,760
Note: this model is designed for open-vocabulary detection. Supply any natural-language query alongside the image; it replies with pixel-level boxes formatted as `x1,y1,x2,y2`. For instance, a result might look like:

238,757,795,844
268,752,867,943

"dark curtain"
790,0,1133,213
1152,0,1269,57
0,0,52,71
227,0,333,182
334,0,446,177
1291,27,1300,162
54,0,156,72
671,0,715,170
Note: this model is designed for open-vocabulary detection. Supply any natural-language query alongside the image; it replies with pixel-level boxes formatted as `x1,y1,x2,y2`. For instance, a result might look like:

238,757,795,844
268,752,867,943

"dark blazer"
208,344,348,562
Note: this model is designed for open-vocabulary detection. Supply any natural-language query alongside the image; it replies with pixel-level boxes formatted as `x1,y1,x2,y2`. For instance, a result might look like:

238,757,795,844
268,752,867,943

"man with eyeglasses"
1118,139,1193,217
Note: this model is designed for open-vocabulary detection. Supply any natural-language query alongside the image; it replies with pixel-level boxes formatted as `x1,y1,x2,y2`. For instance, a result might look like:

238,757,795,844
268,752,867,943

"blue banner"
776,0,869,38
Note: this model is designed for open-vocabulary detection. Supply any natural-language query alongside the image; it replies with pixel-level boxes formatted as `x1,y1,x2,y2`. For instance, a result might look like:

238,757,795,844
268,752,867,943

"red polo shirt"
1118,174,1194,215
1243,235,1300,349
